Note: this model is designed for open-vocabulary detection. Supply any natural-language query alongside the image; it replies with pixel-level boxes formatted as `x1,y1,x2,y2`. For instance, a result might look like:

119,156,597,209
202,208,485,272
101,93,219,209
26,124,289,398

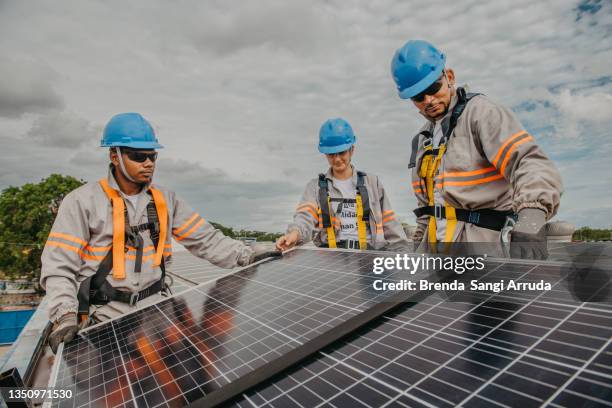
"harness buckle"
434,204,443,219
129,292,139,306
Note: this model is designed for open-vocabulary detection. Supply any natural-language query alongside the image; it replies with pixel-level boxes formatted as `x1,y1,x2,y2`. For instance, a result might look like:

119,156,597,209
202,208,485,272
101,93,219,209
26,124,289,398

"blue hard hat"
100,113,163,149
318,118,356,154
391,40,446,99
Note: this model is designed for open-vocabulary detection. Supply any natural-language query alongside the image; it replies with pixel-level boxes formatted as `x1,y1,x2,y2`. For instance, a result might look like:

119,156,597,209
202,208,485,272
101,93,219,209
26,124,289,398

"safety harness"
318,171,370,250
409,87,515,244
77,179,170,323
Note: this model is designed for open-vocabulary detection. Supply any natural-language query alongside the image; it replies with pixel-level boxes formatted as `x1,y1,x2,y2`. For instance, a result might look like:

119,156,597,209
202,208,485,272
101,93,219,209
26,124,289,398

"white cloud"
0,57,64,118
0,0,611,229
26,112,100,148
557,89,612,122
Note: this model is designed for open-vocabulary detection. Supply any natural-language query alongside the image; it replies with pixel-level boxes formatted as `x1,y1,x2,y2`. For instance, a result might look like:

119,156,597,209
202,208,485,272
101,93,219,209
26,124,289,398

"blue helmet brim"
318,142,354,154
398,56,446,99
101,141,164,149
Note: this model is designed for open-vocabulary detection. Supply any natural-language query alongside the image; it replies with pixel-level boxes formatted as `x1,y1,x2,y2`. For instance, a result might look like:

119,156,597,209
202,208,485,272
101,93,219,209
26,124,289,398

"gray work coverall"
287,166,410,250
40,170,253,322
411,93,563,245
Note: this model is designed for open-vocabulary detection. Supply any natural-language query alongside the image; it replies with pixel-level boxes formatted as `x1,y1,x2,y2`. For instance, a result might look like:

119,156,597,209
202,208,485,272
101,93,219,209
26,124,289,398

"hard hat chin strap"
115,147,139,184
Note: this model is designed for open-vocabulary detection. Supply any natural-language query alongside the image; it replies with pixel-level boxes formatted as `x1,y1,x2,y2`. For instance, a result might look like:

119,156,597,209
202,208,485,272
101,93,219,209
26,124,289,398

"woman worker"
276,118,409,252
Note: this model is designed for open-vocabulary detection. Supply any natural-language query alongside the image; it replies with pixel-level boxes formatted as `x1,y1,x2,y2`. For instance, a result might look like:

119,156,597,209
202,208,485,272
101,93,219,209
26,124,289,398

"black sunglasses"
123,150,158,163
411,75,445,102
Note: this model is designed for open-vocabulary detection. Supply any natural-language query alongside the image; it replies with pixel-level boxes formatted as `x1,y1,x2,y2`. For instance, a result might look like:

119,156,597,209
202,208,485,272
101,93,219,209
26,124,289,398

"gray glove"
510,208,548,260
49,313,79,354
249,244,282,264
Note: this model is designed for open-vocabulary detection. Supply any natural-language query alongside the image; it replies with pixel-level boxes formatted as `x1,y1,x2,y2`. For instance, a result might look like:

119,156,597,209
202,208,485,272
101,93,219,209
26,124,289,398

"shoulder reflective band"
99,179,126,280
148,187,168,267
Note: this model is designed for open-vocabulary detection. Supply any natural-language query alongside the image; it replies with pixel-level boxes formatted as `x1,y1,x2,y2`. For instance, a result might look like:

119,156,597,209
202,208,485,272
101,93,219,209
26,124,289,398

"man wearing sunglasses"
391,40,563,259
40,112,280,353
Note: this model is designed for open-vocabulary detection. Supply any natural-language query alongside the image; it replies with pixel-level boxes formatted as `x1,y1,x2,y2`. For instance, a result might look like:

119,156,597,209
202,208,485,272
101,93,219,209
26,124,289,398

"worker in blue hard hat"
391,40,563,259
40,112,280,353
276,118,409,252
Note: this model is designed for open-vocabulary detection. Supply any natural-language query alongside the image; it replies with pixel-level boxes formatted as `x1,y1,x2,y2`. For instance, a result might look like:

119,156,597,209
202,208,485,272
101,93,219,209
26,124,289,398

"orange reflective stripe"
48,232,87,247
438,173,505,187
492,131,527,167
99,179,126,280
299,207,319,221
149,187,168,267
173,213,199,236
411,180,422,187
174,218,204,241
382,210,394,216
45,241,105,261
84,245,111,252
296,202,317,212
500,136,534,175
439,166,497,179
413,188,424,194
383,214,396,224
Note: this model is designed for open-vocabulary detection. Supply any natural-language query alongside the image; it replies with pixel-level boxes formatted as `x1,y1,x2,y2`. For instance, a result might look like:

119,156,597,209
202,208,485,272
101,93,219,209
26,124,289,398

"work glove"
276,230,300,252
510,208,548,260
49,312,79,354
249,244,282,264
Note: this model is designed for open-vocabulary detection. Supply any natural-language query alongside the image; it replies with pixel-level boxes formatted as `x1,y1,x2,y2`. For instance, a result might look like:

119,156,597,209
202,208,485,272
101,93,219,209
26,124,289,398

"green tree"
209,222,236,238
573,227,612,241
0,174,85,280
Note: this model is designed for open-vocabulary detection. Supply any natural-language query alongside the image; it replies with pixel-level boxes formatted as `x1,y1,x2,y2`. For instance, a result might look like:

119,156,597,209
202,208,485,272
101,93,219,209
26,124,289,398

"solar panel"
45,247,612,407
167,251,238,286
47,249,440,407
233,253,612,408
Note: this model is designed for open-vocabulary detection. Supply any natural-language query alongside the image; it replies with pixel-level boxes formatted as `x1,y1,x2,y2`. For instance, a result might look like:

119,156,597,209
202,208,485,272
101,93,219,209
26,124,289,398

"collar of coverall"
107,164,153,197
324,164,360,186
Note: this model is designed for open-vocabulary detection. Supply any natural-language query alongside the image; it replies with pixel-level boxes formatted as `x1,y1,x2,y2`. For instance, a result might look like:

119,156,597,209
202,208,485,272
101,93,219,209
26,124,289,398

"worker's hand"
276,230,300,252
49,312,78,354
249,244,282,264
510,208,548,260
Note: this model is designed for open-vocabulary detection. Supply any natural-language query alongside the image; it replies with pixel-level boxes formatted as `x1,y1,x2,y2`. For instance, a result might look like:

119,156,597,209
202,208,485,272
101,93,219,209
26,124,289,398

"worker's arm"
376,176,410,251
171,193,254,268
40,190,90,324
472,96,563,218
278,179,320,251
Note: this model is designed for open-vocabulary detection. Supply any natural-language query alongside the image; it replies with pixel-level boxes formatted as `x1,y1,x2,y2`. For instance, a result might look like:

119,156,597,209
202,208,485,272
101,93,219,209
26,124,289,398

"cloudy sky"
1,0,611,232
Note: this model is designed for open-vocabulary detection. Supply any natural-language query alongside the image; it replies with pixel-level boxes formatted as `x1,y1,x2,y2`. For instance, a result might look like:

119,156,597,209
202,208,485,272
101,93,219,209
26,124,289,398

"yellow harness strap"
326,196,337,248
99,179,126,280
444,206,457,245
148,187,168,267
418,143,457,245
355,194,368,250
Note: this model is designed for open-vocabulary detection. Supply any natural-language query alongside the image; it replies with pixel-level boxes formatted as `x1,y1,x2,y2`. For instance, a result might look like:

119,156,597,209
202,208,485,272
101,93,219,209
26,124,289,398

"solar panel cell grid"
234,252,612,408
50,249,435,407
47,248,611,407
